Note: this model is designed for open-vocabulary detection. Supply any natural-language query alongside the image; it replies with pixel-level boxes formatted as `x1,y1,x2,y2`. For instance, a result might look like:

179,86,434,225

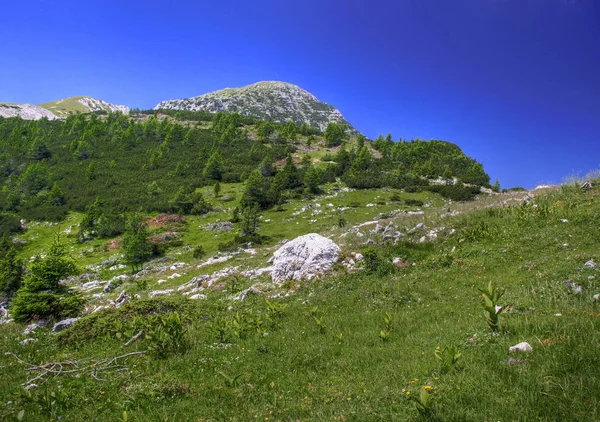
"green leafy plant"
312,315,327,334
218,371,242,388
411,387,436,419
479,281,508,333
380,311,393,341
146,312,189,358
336,209,347,228
434,345,462,373
265,299,287,319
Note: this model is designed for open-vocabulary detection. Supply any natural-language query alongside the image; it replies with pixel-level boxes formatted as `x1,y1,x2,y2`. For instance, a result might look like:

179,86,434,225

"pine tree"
203,151,224,181
241,169,271,210
11,237,82,322
0,245,23,298
325,123,345,147
122,214,153,273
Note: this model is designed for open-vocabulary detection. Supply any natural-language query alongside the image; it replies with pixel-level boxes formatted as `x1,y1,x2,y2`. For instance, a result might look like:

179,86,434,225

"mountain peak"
155,81,353,132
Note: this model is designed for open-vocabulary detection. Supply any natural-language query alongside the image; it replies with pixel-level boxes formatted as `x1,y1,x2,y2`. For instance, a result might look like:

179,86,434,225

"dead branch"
7,351,146,386
123,330,144,347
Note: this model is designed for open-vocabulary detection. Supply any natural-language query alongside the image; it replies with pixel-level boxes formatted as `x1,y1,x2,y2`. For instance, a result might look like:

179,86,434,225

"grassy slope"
39,97,91,117
1,183,599,421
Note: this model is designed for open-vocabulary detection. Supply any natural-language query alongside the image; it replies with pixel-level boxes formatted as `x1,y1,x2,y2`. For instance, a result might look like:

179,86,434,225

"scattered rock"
271,233,340,283
593,293,600,301
581,181,593,190
115,290,130,307
563,280,583,294
509,342,532,353
23,320,47,335
190,294,207,300
506,357,525,366
206,222,234,232
392,257,409,268
584,259,596,269
20,338,38,345
149,289,174,298
237,286,264,301
52,318,80,332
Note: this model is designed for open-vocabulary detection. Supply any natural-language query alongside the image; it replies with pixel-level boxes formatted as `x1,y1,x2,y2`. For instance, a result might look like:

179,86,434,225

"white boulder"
270,233,340,283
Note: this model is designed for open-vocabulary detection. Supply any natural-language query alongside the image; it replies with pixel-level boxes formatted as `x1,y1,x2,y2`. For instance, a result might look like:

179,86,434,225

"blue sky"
1,0,598,188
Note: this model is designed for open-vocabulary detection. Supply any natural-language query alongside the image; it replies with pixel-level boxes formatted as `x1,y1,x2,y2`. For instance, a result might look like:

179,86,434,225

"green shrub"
192,245,205,259
362,247,394,275
405,198,424,207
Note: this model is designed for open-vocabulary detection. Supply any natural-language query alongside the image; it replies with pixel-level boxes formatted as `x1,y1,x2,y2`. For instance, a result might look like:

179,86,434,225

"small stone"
584,259,597,269
593,293,600,301
20,338,38,345
506,357,525,366
509,342,532,353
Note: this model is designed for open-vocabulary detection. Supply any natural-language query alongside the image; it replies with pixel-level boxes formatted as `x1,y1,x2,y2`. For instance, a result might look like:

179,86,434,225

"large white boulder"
270,233,340,283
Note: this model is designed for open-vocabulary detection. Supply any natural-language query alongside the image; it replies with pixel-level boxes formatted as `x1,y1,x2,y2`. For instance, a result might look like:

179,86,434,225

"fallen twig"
7,351,146,386
123,330,144,347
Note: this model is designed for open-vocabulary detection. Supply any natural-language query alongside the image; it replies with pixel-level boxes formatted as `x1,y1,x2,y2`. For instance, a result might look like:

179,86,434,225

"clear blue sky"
1,0,598,188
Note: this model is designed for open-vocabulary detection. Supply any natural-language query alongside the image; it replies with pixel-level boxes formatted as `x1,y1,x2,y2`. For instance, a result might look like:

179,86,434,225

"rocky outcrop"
270,233,340,283
0,103,58,120
155,81,355,132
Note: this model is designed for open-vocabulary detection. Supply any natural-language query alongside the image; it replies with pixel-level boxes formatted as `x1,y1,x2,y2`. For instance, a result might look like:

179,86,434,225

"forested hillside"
0,110,489,233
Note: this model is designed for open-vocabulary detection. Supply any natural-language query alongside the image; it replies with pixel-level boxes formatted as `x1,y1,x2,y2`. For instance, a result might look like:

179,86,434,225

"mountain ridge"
39,96,130,117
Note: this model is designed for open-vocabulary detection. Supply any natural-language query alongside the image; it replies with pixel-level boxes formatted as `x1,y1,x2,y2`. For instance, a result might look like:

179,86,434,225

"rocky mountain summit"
39,96,130,117
0,103,58,120
155,81,354,131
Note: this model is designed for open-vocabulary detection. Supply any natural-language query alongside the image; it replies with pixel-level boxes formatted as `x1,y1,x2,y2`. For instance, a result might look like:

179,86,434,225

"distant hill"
0,103,58,120
39,96,130,117
155,81,354,132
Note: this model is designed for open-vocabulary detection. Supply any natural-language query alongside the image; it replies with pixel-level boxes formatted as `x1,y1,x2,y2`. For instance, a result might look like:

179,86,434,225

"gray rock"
584,259,597,269
23,320,47,335
52,318,80,332
271,233,340,283
20,338,38,345
563,280,583,294
206,222,234,232
237,286,264,301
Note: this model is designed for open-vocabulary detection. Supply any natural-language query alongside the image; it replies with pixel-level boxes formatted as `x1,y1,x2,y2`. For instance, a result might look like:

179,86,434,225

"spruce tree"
11,238,82,322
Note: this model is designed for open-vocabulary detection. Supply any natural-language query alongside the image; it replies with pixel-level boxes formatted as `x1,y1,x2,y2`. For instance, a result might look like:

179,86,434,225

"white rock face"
77,97,129,114
270,233,340,283
0,103,58,120
509,342,533,353
155,81,354,132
